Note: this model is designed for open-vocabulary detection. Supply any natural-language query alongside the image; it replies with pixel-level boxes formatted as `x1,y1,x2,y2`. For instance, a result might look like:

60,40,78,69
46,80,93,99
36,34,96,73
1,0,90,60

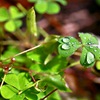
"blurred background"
1,0,100,100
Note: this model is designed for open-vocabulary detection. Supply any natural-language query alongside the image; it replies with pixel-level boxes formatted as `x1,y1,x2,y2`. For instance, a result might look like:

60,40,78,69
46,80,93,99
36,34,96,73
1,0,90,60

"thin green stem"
38,27,49,38
74,51,81,56
3,44,42,61
17,3,27,14
14,44,41,57
0,74,6,89
18,80,40,95
40,88,58,100
67,60,80,68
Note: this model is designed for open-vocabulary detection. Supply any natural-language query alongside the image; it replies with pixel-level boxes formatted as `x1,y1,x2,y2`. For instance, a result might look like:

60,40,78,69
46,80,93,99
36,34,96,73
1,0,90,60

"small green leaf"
45,75,68,91
80,48,95,68
5,74,20,90
9,6,24,19
10,94,25,100
47,89,62,100
27,46,47,63
96,0,100,5
27,41,58,63
30,64,43,72
28,0,36,2
14,20,22,28
47,2,60,14
56,0,67,5
24,89,38,100
85,46,100,60
0,7,9,22
0,46,26,63
27,87,40,94
26,7,37,36
79,33,98,45
4,20,16,32
37,92,45,100
18,73,29,90
5,73,30,91
35,1,48,14
58,36,81,57
44,55,68,72
1,85,18,99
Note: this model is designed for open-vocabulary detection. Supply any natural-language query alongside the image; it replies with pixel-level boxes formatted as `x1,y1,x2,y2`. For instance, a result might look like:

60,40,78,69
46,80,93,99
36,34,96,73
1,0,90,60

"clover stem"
29,70,36,82
14,44,41,57
3,44,42,61
38,27,49,38
74,51,81,56
18,80,40,95
17,3,27,14
40,88,58,100
67,60,80,68
0,74,6,89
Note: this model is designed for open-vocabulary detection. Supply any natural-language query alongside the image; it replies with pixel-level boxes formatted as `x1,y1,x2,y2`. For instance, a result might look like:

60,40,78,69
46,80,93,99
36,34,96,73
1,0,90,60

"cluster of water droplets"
83,38,100,65
61,37,70,50
60,37,80,51
87,40,100,60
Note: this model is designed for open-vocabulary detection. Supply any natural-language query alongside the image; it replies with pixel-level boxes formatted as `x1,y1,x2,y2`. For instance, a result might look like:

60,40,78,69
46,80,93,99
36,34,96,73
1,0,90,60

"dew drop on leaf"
88,42,92,45
94,49,97,52
62,37,69,43
89,46,93,48
84,37,86,39
86,52,95,64
61,44,70,50
71,42,75,46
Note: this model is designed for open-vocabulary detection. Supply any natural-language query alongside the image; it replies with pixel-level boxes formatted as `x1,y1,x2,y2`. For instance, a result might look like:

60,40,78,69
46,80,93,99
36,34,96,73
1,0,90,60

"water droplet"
71,42,74,46
94,49,97,52
62,38,69,43
84,37,86,39
88,42,92,45
61,44,70,50
87,52,94,64
89,46,93,48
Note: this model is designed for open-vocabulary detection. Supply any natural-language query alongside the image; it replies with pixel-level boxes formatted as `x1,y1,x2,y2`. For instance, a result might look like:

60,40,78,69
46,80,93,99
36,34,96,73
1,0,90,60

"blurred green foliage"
28,0,67,14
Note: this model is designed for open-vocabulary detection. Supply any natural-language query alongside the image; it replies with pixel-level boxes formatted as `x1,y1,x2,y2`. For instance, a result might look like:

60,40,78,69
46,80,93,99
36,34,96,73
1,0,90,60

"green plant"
58,33,100,68
96,0,100,5
0,7,100,100
0,6,25,32
28,0,67,14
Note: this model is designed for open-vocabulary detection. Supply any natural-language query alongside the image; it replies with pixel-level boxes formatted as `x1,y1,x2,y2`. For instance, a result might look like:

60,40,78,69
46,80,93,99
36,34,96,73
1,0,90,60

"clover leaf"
0,6,25,32
0,8,9,22
79,33,98,45
58,36,81,57
80,47,95,68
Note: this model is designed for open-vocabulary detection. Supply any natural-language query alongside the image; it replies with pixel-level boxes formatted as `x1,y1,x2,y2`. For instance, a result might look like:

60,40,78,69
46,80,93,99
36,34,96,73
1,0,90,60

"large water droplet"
86,52,94,64
61,44,70,50
62,38,69,43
